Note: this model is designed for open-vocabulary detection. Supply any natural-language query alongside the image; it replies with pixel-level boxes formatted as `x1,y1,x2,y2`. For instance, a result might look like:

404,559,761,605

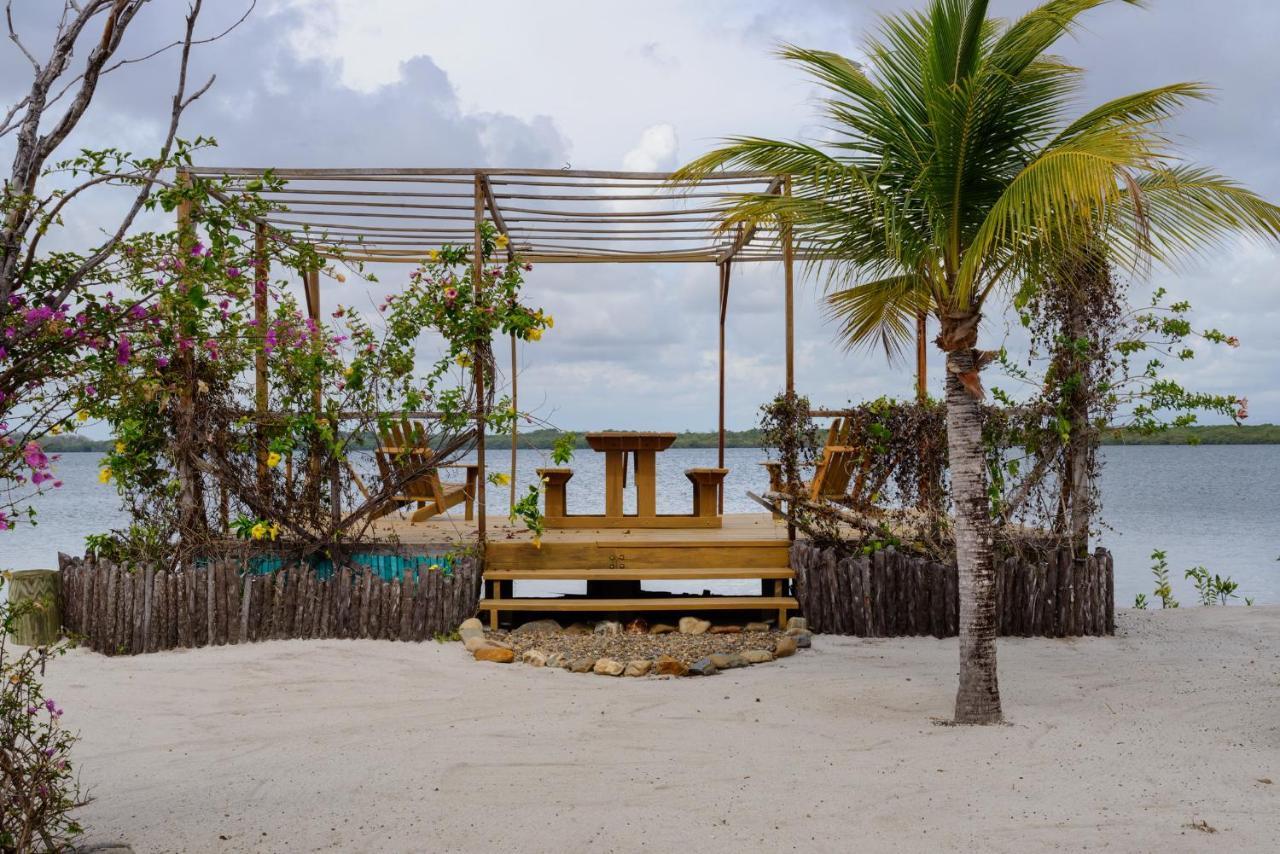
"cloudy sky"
5,0,1278,430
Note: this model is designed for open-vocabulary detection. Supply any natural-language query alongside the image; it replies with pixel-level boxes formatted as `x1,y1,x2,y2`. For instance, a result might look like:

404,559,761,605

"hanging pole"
472,175,488,540
782,177,795,397
916,310,928,402
717,260,732,515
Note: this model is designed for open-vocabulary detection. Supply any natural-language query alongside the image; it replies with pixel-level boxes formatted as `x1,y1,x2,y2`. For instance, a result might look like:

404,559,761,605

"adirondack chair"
349,419,478,523
760,417,863,506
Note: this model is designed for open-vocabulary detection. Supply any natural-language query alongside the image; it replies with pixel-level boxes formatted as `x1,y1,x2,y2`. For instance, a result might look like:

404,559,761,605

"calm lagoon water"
1,445,1276,606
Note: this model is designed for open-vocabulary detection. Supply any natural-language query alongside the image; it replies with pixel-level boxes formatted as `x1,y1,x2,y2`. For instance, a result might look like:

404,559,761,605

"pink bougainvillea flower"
190,241,205,256
156,355,170,368
227,267,242,278
116,334,132,365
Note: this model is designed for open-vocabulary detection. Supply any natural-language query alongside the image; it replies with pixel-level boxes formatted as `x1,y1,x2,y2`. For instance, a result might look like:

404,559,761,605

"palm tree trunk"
944,346,1002,724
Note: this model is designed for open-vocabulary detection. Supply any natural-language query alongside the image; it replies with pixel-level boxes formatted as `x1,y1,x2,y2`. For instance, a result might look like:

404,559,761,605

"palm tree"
674,0,1280,723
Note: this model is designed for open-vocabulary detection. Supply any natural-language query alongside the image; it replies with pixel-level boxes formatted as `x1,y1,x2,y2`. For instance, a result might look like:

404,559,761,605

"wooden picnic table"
584,431,677,519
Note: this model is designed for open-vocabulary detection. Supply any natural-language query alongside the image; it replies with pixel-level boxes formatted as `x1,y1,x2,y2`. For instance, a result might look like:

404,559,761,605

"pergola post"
717,260,732,514
303,266,325,522
510,332,518,511
782,176,796,542
916,311,928,402
253,223,270,497
472,175,488,541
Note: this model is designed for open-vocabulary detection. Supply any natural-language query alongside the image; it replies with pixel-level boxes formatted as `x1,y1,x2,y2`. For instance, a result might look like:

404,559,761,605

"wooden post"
254,223,270,497
782,177,796,542
305,266,323,522
472,175,487,541
510,331,518,512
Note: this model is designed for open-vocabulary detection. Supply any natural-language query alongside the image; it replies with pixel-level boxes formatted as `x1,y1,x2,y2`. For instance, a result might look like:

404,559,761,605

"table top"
584,431,678,452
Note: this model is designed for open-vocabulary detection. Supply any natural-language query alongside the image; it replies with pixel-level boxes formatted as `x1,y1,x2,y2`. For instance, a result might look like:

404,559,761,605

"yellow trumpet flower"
495,234,509,249
115,441,126,454
98,468,112,484
493,471,511,486
250,522,267,540
266,451,282,468
529,328,543,342
428,249,441,262
545,315,554,328
76,411,89,422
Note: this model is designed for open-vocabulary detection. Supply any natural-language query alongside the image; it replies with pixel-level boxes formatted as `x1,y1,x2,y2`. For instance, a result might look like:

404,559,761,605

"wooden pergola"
181,166,803,539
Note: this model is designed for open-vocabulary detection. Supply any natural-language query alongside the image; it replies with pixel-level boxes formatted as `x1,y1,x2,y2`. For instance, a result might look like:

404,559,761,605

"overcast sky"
5,0,1278,430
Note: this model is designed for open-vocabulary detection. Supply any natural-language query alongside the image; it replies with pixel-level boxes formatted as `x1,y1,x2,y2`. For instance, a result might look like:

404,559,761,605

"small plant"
1,573,85,851
1184,566,1238,606
1150,549,1178,609
433,629,461,644
230,514,280,542
1133,593,1148,610
551,432,576,466
510,483,545,547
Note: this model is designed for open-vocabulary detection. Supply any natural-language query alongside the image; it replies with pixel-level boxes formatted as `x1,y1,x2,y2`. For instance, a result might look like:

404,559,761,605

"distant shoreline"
42,423,1280,453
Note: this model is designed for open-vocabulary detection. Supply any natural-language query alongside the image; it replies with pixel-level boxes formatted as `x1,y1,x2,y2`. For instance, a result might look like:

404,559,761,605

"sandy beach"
42,606,1280,853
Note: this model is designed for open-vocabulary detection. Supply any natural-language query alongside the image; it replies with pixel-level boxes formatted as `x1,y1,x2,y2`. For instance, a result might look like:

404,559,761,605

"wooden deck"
364,513,798,629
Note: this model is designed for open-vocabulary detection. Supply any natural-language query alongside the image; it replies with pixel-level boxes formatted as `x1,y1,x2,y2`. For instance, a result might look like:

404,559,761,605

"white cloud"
622,124,679,172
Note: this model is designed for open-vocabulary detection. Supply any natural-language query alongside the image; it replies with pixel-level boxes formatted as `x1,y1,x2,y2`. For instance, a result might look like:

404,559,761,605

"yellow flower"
267,522,280,541
115,441,126,454
529,328,542,342
250,522,266,540
428,249,441,262
266,451,282,468
343,365,354,377
495,234,509,249
455,353,471,368
531,535,541,550
98,468,112,484
545,315,554,329
493,471,511,486
50,424,62,435
76,411,89,422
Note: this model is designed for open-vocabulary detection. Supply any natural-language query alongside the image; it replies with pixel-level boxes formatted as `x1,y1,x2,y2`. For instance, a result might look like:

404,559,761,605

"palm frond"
826,275,932,361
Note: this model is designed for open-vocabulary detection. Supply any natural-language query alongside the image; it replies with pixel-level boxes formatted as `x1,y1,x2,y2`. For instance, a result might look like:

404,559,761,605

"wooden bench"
350,419,478,523
685,467,729,518
537,467,574,518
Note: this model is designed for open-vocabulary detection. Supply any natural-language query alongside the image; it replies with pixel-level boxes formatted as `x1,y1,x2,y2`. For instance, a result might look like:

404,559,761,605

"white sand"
42,607,1280,853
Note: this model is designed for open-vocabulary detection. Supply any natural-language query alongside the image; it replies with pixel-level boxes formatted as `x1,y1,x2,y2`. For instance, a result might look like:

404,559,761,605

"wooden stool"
685,468,729,518
536,467,573,518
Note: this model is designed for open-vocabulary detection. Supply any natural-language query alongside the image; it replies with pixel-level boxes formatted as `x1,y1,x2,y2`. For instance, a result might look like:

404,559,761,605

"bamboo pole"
472,176,487,540
305,267,323,521
717,260,731,515
916,311,928,402
510,331,517,512
783,177,795,397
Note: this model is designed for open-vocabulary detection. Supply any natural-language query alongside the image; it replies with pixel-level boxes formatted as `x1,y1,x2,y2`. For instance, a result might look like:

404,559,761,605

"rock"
687,657,719,676
593,658,624,676
594,620,622,636
463,635,496,653
649,623,676,635
521,649,548,667
792,632,812,649
678,616,711,635
625,618,649,634
774,636,798,658
568,657,595,673
458,617,485,643
545,652,566,669
786,626,812,638
710,625,741,635
744,622,773,633
654,655,688,677
512,619,562,636
786,616,808,633
709,652,748,669
742,648,775,664
624,659,652,677
474,646,515,663
564,622,592,636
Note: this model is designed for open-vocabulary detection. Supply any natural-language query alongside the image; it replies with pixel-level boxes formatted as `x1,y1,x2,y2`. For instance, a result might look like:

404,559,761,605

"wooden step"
484,566,795,581
485,540,792,572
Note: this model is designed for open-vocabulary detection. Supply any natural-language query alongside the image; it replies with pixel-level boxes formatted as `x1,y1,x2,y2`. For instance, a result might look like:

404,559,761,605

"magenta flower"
116,334,132,365
227,267,242,278
156,355,170,368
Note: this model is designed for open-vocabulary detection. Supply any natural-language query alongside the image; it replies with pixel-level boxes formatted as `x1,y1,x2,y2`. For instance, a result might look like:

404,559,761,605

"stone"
709,652,748,670
463,635,497,653
625,618,649,634
744,622,773,633
654,655,688,677
742,648,775,664
568,657,595,673
458,617,485,643
687,657,719,676
786,626,812,638
792,632,812,649
649,623,676,635
512,619,562,636
678,616,711,635
521,649,548,668
545,652,566,669
710,625,741,635
623,659,652,677
593,658,624,676
786,616,809,633
564,622,592,636
774,636,798,658
594,620,623,636
474,646,515,664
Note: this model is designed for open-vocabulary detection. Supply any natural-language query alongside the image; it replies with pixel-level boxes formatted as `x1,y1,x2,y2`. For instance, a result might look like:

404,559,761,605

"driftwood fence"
791,542,1114,637
56,554,481,656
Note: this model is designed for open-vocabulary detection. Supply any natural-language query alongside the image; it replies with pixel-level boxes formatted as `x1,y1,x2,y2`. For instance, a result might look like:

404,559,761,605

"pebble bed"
493,626,786,666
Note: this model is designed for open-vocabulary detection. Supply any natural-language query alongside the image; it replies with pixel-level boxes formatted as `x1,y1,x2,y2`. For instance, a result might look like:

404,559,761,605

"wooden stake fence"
791,542,1114,638
56,554,481,655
